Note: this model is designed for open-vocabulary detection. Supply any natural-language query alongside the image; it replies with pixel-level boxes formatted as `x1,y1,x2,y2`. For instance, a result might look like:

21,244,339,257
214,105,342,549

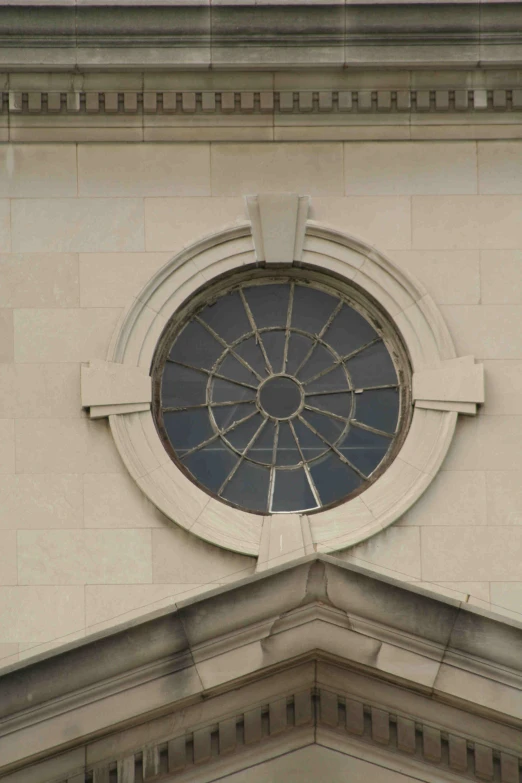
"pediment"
0,557,520,783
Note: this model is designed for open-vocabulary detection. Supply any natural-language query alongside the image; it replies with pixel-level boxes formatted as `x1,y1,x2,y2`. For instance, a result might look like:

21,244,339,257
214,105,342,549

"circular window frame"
106,221,458,556
150,267,413,517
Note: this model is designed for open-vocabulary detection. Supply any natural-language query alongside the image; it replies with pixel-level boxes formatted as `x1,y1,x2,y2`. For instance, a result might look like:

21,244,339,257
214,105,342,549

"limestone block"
0,253,79,307
312,196,411,250
81,359,151,418
15,418,123,474
211,143,344,196
480,250,522,305
144,196,244,252
14,308,121,363
482,360,522,415
487,472,522,529
11,198,145,253
441,305,522,360
0,310,13,363
413,195,522,250
18,529,153,585
413,356,484,414
84,472,165,529
412,196,478,250
0,145,77,197
0,474,82,530
79,252,170,307
152,526,254,584
490,583,522,619
0,419,14,474
338,527,421,581
246,192,309,264
421,527,522,581
389,250,480,305
344,141,477,195
398,470,487,527
444,414,522,471
0,200,10,252
0,364,81,419
78,143,211,197
478,140,522,194
0,530,16,585
0,586,84,643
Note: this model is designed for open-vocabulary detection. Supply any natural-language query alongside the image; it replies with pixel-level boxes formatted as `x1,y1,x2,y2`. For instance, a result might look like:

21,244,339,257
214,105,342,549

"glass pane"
161,362,207,408
221,461,270,513
182,442,238,494
354,388,400,434
163,409,214,453
261,330,286,374
212,402,257,431
224,414,264,451
246,419,275,465
285,332,314,376
310,452,361,506
169,320,223,371
272,468,317,512
345,341,397,388
244,284,290,328
259,376,302,419
323,304,377,357
338,426,391,475
307,392,352,419
305,364,349,394
292,417,329,461
217,353,259,386
297,343,337,382
211,377,255,404
199,290,251,343
301,409,345,445
234,335,269,378
276,421,301,466
292,285,338,336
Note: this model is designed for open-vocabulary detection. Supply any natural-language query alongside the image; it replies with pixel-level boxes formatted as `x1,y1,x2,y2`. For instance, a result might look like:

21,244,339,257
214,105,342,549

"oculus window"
152,269,411,515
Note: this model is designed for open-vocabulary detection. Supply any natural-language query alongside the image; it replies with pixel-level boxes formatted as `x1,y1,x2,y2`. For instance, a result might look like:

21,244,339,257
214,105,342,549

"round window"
152,269,411,515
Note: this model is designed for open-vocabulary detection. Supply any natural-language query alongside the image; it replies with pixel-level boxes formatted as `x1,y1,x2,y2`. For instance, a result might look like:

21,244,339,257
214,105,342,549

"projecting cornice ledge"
0,556,520,780
2,1,522,70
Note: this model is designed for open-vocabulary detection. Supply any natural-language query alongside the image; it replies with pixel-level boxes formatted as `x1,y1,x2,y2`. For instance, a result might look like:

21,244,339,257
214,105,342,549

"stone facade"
0,2,521,781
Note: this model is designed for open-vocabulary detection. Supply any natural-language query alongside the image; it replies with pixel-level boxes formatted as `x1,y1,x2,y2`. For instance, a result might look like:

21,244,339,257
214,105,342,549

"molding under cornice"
6,79,522,141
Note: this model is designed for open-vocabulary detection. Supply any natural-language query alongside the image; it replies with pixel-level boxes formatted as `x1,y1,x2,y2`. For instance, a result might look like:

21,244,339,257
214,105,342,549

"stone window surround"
81,193,484,558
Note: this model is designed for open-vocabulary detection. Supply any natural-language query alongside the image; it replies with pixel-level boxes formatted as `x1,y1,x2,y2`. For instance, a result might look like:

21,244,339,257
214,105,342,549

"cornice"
1,2,522,70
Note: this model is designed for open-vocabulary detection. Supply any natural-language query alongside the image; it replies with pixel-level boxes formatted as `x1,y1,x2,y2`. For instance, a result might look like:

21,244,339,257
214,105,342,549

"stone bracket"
81,360,151,419
412,356,484,415
246,193,309,265
256,514,314,572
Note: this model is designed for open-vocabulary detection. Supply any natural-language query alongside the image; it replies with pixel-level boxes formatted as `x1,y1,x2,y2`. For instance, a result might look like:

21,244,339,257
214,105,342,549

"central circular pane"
259,375,302,419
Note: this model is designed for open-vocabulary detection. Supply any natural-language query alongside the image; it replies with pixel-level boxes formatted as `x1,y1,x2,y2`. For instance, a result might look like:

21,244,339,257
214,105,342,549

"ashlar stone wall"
0,139,521,667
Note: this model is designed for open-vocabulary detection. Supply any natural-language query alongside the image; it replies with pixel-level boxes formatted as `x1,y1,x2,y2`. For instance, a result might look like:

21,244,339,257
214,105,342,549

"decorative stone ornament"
81,194,485,562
